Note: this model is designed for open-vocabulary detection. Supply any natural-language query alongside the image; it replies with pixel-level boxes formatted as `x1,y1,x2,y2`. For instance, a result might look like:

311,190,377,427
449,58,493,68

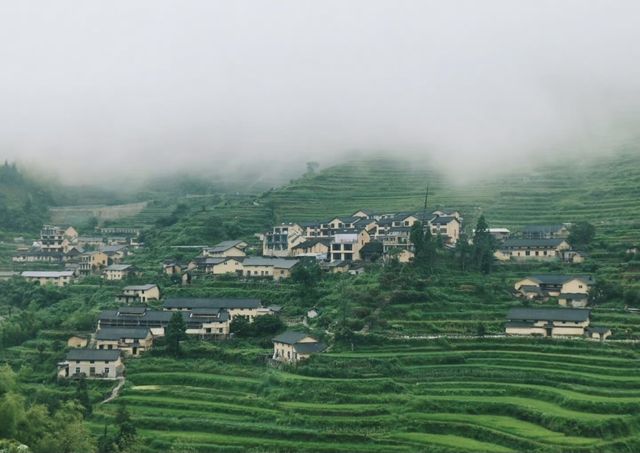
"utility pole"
421,184,430,225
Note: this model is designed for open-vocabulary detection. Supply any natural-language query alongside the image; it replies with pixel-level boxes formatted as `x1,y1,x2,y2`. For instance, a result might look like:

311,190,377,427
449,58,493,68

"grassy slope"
262,149,640,247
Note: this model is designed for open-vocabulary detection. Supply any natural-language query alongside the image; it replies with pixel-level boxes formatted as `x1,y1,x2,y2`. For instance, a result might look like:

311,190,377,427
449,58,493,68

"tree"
472,216,496,274
410,221,436,272
568,222,596,249
115,402,136,450
306,161,319,175
476,323,486,337
252,315,285,336
454,232,472,272
165,312,187,356
230,316,252,337
75,376,92,417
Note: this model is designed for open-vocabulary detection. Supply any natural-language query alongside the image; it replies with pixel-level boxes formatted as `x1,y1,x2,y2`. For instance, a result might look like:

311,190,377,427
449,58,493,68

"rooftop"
507,307,591,322
66,348,121,361
272,331,313,345
164,298,262,310
22,271,74,278
96,327,151,340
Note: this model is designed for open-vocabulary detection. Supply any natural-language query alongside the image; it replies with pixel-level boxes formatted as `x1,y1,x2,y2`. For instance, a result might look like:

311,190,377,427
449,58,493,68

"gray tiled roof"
96,327,150,340
66,348,121,361
272,331,312,345
507,307,590,322
164,298,262,310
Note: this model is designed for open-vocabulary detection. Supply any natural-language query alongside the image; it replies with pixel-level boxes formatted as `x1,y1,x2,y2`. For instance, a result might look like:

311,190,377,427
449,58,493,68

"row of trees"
410,215,497,274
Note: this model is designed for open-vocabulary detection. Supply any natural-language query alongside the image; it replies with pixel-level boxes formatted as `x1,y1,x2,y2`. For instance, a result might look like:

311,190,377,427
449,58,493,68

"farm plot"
92,338,640,452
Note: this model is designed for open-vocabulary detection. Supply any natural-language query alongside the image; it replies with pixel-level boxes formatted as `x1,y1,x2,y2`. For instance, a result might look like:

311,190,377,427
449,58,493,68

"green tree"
454,232,472,271
165,312,187,356
411,221,436,272
472,215,496,274
252,315,285,336
115,402,136,450
230,316,252,337
568,221,596,249
75,376,92,417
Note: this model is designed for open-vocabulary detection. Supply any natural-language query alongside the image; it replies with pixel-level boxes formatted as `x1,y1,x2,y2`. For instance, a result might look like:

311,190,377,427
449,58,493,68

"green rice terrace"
1,148,640,452
89,336,640,453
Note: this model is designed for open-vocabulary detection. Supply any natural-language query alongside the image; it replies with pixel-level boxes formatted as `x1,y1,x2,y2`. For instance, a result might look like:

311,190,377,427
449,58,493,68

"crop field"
91,337,640,453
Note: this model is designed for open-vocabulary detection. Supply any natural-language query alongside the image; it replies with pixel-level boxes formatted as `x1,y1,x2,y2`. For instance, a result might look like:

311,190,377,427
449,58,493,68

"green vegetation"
1,148,640,451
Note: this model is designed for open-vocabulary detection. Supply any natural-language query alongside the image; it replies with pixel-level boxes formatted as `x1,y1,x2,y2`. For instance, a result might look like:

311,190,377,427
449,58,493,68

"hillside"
261,149,640,247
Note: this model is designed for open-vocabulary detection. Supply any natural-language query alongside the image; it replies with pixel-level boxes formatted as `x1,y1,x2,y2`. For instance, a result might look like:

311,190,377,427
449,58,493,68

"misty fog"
1,1,639,185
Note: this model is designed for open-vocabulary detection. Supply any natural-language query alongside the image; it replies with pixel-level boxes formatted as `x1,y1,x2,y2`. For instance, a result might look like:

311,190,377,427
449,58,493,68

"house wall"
506,326,548,336
561,279,590,294
212,259,243,275
59,357,123,379
273,337,317,362
25,276,72,287
67,337,88,348
96,336,153,356
514,278,540,291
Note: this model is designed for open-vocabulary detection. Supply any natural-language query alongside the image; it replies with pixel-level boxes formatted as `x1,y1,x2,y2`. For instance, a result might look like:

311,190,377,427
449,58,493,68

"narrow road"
101,377,125,404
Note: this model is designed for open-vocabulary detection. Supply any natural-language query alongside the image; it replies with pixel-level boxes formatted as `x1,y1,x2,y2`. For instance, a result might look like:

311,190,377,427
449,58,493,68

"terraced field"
263,149,640,248
92,338,640,452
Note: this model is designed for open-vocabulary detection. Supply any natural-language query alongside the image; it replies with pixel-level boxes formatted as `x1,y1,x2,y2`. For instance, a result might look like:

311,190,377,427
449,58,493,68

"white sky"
1,1,639,183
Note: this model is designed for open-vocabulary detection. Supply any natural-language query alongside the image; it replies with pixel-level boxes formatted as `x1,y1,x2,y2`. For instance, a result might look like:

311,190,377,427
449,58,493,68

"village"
0,206,613,382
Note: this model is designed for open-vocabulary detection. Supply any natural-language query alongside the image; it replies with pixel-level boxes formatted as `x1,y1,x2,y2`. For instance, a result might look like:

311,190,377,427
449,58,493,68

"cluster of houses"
162,240,302,281
260,209,462,264
9,224,141,284
58,293,323,379
514,274,595,308
490,224,585,264
505,307,611,340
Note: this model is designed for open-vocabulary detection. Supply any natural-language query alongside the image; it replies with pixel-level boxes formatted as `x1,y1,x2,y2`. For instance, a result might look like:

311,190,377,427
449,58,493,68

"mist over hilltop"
1,1,639,185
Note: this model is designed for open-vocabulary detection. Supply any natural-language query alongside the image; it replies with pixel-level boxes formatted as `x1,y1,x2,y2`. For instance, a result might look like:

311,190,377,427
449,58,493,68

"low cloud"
1,1,639,185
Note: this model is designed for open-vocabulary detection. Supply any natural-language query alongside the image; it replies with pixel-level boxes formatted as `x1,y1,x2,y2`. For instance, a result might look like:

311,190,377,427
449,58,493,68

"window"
525,251,531,256
75,367,80,375
104,367,110,375
344,244,353,251
89,367,95,376
218,328,223,333
90,360,95,364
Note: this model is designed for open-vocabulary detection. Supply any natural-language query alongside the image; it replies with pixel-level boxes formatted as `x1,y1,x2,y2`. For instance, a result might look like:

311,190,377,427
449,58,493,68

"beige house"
241,257,299,280
495,239,571,261
22,270,75,287
263,223,306,257
100,245,128,263
428,216,461,245
104,264,135,281
96,327,153,356
67,336,88,348
514,275,594,307
164,298,265,322
117,284,160,303
505,308,592,337
79,251,109,274
203,240,248,258
272,331,326,363
58,349,123,379
98,306,231,338
330,228,371,262
586,327,612,341
40,225,78,253
292,239,331,259
162,261,182,275
209,257,244,276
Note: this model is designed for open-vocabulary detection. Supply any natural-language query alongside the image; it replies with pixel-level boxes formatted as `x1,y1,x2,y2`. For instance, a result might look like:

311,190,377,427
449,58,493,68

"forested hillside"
0,162,53,234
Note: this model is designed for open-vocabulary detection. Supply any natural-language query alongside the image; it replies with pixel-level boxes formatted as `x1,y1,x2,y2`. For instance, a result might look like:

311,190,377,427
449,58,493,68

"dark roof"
507,307,590,322
207,240,246,253
118,306,147,315
123,284,157,291
190,308,222,316
66,349,121,361
521,224,566,233
292,238,331,250
502,238,566,248
430,216,459,225
96,327,150,340
527,274,595,285
559,293,589,299
272,331,312,345
519,285,543,294
294,342,327,354
586,327,611,334
164,298,262,310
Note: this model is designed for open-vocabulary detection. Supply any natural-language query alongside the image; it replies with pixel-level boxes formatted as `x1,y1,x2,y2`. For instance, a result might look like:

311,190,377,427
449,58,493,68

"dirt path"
101,377,125,404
